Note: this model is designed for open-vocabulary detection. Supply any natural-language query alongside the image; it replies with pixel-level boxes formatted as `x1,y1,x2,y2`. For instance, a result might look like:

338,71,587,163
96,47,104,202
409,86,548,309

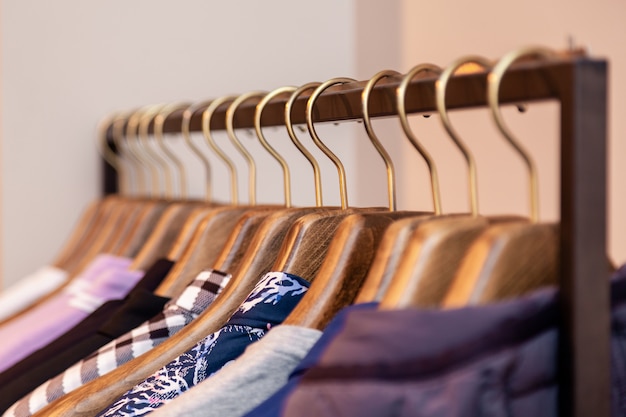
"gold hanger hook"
97,113,126,194
307,77,356,210
202,95,240,205
154,102,193,199
488,46,557,223
362,70,401,212
138,104,169,198
255,86,297,208
436,56,493,217
182,102,213,201
397,64,443,215
130,105,164,197
111,112,136,196
285,82,323,207
226,91,267,205
123,107,155,197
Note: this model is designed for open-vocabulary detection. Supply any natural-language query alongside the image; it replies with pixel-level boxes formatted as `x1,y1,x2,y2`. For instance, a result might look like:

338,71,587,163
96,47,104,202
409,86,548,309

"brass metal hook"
436,56,493,216
488,46,557,222
255,86,297,207
182,102,213,201
97,113,127,194
226,91,268,205
202,95,240,204
111,112,137,195
285,82,323,207
123,107,156,197
362,70,401,211
306,78,356,209
397,64,443,215
154,102,193,199
138,105,169,198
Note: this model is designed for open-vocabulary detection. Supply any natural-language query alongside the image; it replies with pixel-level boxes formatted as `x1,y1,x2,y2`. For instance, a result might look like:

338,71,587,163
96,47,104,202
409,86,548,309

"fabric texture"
281,268,626,417
0,259,174,413
150,325,321,417
0,266,68,321
4,268,231,417
242,302,378,417
97,271,310,417
0,255,142,372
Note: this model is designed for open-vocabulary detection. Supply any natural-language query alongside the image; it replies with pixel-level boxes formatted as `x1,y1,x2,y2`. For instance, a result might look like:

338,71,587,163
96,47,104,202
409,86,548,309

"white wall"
0,0,357,286
1,0,624,286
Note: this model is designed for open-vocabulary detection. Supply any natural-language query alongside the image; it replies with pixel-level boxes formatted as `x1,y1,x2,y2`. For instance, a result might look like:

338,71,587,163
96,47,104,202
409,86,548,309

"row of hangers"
34,46,569,417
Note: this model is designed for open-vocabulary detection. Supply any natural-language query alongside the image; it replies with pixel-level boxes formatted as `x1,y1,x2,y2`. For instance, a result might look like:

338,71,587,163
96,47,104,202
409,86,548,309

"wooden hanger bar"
106,56,574,137
100,54,610,417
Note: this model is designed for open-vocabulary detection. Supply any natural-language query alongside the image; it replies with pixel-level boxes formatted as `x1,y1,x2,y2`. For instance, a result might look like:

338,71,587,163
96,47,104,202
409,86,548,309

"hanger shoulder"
130,203,205,271
379,216,489,309
97,201,149,254
112,201,171,258
443,222,559,307
52,197,115,270
212,207,277,274
283,213,395,329
272,208,354,280
62,199,141,276
354,213,434,304
154,206,250,298
229,207,325,285
165,206,219,259
37,208,327,416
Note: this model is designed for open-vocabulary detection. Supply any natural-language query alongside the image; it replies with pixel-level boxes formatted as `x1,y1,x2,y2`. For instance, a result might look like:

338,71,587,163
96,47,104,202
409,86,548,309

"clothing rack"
102,55,609,417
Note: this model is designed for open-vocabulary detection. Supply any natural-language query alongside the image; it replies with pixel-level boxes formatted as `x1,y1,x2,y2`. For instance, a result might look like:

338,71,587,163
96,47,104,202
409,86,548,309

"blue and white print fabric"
96,271,310,417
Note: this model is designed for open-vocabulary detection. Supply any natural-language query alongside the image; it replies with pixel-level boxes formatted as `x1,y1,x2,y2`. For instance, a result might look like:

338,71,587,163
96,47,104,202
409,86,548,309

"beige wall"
1,0,624,286
398,0,626,265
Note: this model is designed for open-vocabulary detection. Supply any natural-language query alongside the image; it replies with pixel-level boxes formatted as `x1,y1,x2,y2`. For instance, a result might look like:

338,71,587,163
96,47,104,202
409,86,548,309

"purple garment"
282,268,626,417
0,254,142,372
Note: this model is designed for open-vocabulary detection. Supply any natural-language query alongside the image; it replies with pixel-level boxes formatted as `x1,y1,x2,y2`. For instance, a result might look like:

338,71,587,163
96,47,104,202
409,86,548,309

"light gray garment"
150,324,322,417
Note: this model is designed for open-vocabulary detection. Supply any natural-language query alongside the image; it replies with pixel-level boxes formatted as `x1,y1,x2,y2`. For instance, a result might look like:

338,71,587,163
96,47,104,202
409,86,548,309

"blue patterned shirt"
97,271,310,417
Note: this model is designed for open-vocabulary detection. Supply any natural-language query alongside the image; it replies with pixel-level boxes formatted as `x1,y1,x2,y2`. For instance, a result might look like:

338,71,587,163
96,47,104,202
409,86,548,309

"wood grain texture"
51,198,109,270
154,206,251,298
379,216,489,309
443,222,559,307
354,213,434,304
114,202,170,258
65,201,142,276
273,209,355,280
164,206,222,260
284,213,395,329
35,207,332,417
129,203,208,271
213,207,281,274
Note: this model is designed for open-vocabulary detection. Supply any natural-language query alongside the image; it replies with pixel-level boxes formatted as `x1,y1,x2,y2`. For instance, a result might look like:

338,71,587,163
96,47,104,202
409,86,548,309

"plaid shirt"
6,269,231,417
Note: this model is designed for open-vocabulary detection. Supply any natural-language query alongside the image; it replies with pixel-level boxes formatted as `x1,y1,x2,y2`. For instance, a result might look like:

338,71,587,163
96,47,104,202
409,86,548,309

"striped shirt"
5,269,231,417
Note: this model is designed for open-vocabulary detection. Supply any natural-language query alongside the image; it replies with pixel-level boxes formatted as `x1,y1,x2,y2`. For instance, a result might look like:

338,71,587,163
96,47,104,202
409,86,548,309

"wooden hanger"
284,211,419,329
62,108,170,276
0,115,154,326
443,47,562,307
375,58,505,309
151,92,286,297
38,79,386,415
119,102,229,272
284,71,434,328
35,205,336,417
51,196,116,271
55,114,137,276
50,113,131,273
